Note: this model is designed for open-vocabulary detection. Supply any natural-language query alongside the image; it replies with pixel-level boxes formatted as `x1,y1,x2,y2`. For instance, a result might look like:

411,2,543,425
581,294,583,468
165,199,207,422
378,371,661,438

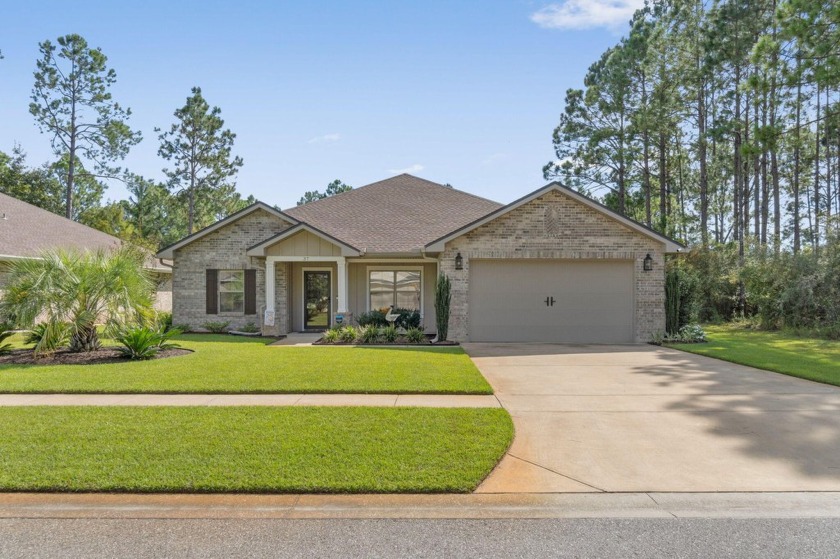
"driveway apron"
464,343,840,493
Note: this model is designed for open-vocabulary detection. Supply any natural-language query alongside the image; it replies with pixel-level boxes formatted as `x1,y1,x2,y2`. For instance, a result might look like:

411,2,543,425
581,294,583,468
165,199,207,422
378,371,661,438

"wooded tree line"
546,0,840,330
1,34,252,250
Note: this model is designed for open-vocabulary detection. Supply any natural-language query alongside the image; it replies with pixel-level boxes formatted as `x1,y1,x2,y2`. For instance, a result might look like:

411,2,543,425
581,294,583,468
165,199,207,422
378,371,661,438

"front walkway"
0,393,500,408
465,342,840,493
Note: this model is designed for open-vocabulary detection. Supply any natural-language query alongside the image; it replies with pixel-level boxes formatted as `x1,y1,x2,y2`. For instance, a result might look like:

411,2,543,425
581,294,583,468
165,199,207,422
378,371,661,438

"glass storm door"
303,270,331,330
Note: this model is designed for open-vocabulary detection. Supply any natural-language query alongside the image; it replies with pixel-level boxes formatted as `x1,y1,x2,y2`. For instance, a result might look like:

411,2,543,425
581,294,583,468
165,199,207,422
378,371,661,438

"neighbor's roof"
0,192,170,271
284,174,502,254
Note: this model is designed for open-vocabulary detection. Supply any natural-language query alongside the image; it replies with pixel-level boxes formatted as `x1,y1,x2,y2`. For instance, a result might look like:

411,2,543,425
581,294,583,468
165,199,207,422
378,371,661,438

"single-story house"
0,192,172,311
158,174,682,343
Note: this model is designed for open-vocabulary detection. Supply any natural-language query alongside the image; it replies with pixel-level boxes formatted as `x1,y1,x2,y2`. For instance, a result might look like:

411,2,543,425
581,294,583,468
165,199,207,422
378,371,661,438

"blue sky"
0,1,641,209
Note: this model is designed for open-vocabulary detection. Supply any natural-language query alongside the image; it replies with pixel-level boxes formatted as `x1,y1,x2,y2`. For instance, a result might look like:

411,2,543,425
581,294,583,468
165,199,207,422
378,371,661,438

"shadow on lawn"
633,348,840,482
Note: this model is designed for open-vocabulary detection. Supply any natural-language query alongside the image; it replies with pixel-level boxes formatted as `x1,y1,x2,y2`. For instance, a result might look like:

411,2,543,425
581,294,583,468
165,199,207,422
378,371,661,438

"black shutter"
244,269,257,315
206,269,218,314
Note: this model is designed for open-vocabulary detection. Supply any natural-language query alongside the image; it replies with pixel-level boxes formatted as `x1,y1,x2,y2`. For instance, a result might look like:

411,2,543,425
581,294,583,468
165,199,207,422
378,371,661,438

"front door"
303,270,331,331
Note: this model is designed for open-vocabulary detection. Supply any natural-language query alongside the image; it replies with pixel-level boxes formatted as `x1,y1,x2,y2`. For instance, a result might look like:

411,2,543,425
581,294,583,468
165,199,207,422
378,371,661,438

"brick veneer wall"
438,189,666,343
172,210,292,332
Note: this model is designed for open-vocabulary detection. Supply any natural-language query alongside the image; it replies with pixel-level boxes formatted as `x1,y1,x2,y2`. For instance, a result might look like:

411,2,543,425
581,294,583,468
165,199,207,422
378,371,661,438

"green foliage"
381,324,398,342
356,310,386,327
392,308,421,330
0,325,14,356
155,312,173,332
24,323,71,352
435,273,452,341
202,321,230,334
297,179,352,206
321,328,341,343
406,327,426,344
114,325,180,360
339,326,357,343
29,34,141,219
665,269,680,336
157,86,244,234
0,247,154,354
237,322,260,334
356,325,381,344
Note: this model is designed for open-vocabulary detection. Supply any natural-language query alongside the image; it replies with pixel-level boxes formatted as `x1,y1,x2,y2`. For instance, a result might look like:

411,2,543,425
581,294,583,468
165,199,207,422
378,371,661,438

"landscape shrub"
356,310,386,327
406,327,426,344
435,273,452,341
392,308,421,330
339,326,357,343
381,324,398,342
356,325,381,344
237,322,260,333
25,322,70,351
322,328,341,343
202,321,230,333
115,325,182,360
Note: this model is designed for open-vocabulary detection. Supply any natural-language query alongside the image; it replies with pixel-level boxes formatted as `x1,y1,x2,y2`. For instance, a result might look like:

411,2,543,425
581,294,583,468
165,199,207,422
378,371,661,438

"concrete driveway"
465,343,840,493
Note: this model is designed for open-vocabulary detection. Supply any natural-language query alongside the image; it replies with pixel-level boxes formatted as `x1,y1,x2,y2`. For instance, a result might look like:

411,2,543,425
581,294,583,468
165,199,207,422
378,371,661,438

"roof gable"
156,202,298,259
425,182,684,253
246,223,361,257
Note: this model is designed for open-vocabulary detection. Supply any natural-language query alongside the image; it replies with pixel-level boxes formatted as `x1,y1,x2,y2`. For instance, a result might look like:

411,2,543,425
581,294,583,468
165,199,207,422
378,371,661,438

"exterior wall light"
455,253,463,270
643,253,653,271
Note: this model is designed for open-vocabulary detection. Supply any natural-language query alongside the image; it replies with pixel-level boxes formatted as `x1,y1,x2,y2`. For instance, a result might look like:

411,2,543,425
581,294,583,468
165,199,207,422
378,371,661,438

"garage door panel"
469,260,635,343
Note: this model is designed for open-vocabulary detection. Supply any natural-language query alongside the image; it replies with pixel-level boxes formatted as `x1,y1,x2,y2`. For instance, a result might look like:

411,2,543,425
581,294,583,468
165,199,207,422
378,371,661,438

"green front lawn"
0,406,513,493
0,334,492,394
668,325,840,387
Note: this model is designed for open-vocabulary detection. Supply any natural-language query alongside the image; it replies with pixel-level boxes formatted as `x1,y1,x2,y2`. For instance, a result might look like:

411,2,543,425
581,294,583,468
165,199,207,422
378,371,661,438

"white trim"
425,183,683,253
301,266,333,330
265,261,276,325
365,265,424,316
348,257,439,263
246,223,360,257
157,202,298,259
337,258,349,313
265,256,346,263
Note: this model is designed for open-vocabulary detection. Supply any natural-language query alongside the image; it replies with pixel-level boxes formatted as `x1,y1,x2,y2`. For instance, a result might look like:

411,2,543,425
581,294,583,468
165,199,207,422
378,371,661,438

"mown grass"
0,334,492,394
0,406,513,493
668,324,840,387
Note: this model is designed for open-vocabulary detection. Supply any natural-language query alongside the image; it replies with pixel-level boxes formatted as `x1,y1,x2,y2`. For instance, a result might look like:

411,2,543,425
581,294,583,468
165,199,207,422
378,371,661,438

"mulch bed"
0,347,192,366
313,339,460,347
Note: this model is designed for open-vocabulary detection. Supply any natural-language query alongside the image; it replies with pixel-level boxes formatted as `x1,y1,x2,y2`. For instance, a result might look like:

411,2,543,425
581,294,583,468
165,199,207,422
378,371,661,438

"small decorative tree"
434,272,452,342
0,246,154,354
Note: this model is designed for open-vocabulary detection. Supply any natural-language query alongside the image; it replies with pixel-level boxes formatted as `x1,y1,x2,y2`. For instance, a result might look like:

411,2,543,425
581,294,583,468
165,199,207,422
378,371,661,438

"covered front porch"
246,225,438,335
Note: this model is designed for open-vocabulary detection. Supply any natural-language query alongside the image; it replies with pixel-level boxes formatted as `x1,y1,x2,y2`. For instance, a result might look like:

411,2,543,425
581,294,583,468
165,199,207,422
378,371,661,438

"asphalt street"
2,518,839,559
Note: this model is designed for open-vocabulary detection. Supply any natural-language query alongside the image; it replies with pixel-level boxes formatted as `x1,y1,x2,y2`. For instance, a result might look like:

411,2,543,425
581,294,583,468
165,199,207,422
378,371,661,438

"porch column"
264,258,275,324
336,257,348,313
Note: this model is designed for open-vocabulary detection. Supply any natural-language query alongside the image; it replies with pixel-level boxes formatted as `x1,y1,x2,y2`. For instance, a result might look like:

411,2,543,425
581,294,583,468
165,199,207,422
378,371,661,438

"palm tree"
0,246,154,354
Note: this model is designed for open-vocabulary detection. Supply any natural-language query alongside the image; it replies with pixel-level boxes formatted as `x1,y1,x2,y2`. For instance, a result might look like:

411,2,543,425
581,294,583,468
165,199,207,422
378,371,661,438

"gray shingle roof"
0,192,168,270
284,174,502,254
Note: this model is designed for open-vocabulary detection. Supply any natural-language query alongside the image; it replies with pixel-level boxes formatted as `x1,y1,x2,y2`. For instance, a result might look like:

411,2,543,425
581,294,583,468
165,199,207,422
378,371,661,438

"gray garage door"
469,260,635,343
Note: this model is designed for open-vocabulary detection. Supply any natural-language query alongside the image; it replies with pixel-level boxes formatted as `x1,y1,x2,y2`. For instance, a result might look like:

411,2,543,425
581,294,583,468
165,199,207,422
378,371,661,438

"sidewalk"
2,492,839,519
0,393,501,407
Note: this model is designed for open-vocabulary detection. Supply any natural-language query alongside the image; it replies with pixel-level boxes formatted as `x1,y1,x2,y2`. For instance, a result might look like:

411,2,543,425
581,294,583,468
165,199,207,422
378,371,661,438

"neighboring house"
158,174,682,343
0,192,172,312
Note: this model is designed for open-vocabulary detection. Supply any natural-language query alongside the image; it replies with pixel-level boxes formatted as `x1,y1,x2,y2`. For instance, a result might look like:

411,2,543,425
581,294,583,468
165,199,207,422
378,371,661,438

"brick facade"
172,210,293,331
438,189,666,343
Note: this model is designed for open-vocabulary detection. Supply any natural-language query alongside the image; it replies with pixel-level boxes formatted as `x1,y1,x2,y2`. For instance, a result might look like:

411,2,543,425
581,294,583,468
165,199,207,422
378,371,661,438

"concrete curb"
2,492,840,520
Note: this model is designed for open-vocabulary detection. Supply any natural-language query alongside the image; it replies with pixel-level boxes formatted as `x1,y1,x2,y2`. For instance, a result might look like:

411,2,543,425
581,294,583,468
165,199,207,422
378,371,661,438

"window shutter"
244,269,257,315
206,269,218,314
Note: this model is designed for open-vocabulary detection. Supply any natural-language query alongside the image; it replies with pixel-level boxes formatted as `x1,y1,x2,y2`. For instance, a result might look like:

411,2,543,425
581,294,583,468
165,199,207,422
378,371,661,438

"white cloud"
388,163,425,175
307,133,341,144
530,0,644,30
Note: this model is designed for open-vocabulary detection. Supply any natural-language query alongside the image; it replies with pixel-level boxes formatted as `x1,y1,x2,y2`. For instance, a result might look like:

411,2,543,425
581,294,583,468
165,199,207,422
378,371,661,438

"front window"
369,270,421,310
218,270,244,313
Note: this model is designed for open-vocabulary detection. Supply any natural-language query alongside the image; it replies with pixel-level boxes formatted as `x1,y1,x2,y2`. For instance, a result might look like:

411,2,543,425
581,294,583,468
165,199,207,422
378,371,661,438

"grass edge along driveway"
0,406,513,493
668,325,840,387
0,334,493,395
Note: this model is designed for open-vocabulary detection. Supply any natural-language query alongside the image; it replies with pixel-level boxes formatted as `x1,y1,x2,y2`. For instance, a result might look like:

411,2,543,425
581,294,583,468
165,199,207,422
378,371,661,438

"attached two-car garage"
468,260,635,343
